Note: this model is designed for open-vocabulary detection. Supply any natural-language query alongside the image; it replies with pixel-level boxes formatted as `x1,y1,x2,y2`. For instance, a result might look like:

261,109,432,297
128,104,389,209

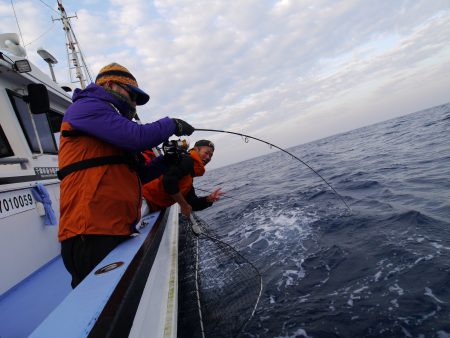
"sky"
1,0,450,168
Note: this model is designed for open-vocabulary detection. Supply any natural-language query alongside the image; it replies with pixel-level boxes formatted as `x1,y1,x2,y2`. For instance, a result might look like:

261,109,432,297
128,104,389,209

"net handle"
190,214,202,235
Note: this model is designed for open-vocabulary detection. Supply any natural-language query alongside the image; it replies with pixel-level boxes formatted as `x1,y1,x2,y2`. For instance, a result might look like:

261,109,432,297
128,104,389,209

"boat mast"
54,0,92,89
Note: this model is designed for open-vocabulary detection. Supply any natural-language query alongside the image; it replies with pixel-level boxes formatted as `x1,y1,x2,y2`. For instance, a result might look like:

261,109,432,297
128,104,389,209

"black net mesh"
178,214,262,338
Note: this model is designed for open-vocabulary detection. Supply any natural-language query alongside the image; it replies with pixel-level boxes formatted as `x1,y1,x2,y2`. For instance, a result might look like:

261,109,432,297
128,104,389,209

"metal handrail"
0,157,29,165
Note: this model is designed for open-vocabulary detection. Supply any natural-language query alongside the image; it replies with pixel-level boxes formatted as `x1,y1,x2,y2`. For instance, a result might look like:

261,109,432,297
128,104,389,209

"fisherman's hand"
179,202,192,217
173,118,194,136
206,188,224,203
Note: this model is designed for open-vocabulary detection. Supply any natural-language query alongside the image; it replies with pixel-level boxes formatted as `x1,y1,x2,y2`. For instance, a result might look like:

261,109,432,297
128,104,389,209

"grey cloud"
2,0,449,167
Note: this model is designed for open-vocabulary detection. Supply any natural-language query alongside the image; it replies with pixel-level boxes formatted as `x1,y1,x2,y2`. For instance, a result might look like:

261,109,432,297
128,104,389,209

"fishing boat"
0,2,268,337
0,3,180,337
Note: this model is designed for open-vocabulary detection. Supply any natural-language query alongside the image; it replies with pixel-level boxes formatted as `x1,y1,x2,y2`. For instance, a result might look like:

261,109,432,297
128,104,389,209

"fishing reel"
162,139,189,164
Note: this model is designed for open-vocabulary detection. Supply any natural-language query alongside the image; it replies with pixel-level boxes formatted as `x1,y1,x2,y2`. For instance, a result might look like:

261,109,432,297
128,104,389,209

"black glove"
173,118,194,136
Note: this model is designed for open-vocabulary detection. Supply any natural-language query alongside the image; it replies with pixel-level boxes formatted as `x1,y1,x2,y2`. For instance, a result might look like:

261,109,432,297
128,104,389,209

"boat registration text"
0,189,35,219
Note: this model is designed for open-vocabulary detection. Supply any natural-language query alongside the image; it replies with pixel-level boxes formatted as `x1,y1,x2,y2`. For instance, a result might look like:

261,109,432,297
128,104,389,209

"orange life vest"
142,150,205,210
58,121,141,241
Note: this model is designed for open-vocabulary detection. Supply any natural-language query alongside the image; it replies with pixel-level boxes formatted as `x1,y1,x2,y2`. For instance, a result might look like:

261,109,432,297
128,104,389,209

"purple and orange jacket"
58,83,175,241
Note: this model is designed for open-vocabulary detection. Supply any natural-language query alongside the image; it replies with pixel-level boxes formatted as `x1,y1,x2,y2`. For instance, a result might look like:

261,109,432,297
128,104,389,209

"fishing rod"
194,128,351,212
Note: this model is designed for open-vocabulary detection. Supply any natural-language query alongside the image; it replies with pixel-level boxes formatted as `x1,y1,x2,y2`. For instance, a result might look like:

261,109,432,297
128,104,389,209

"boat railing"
0,157,29,165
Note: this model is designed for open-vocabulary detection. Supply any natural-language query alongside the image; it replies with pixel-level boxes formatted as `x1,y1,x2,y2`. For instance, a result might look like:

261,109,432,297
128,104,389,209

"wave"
385,210,437,226
344,179,380,190
196,102,450,337
307,189,334,200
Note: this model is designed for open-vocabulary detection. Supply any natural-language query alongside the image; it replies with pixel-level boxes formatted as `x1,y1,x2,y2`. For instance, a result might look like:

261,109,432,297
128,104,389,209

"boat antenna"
53,0,92,88
195,128,351,212
10,0,26,52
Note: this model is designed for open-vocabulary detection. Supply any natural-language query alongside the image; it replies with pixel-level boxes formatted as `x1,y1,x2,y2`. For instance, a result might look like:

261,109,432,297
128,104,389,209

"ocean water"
193,103,450,338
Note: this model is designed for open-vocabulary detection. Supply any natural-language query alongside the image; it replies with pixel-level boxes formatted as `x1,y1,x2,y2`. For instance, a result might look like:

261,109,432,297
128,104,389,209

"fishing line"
37,0,61,15
24,22,56,47
195,128,351,211
10,0,26,50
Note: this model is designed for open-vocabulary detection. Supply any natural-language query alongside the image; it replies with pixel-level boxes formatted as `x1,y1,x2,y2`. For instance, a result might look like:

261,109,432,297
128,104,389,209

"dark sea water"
193,103,450,338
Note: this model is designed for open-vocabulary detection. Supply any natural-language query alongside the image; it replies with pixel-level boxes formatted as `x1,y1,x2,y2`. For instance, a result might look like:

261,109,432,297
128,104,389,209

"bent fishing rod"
194,128,351,212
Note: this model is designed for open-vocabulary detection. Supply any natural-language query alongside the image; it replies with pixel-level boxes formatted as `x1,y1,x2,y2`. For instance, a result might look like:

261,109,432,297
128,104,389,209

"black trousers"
61,234,130,288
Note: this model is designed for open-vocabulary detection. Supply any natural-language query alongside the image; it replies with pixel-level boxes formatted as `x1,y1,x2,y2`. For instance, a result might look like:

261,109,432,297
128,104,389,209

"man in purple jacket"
58,62,194,288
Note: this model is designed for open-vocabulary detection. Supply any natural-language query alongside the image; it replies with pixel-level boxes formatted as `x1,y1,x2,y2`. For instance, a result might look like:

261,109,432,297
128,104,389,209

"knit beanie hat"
95,63,150,105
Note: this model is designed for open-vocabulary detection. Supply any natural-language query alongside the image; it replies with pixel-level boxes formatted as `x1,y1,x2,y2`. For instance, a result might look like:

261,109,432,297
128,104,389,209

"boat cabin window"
47,112,63,149
7,91,62,154
0,125,14,158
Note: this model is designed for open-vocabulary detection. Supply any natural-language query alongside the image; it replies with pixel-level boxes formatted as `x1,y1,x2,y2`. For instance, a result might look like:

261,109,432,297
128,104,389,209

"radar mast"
54,0,92,89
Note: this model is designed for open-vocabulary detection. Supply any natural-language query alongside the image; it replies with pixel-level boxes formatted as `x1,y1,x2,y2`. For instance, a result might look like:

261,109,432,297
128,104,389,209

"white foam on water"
398,316,410,325
354,286,369,294
269,295,276,304
390,298,399,308
278,266,306,288
437,331,450,338
413,254,434,265
401,326,413,337
431,242,450,250
374,271,382,282
241,203,318,239
424,287,446,304
297,294,310,303
388,283,404,296
384,265,405,280
275,328,310,338
271,214,300,227
420,308,438,322
347,290,362,307
383,253,434,280
237,203,319,290
317,276,329,286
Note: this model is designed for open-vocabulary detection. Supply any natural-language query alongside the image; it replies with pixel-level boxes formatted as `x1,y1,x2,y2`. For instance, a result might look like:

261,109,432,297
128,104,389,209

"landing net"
178,214,263,338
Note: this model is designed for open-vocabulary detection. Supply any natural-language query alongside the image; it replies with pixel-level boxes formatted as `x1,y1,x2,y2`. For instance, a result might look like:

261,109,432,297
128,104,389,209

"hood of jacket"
189,150,206,177
72,83,131,116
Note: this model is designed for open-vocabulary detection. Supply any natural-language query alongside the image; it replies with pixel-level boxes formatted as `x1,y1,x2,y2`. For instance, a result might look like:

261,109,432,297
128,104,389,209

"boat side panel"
0,71,67,294
0,182,61,295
